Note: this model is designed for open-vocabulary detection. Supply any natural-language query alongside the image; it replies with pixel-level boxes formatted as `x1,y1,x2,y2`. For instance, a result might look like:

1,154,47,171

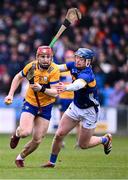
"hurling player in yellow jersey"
4,46,60,168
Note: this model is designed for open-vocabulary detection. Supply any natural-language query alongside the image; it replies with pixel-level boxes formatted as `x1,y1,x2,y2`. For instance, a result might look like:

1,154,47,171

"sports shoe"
103,133,112,155
10,134,20,149
41,161,55,168
15,159,24,168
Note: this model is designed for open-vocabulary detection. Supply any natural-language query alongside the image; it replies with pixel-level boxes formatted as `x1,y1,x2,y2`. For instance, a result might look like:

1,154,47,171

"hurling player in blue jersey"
42,48,112,168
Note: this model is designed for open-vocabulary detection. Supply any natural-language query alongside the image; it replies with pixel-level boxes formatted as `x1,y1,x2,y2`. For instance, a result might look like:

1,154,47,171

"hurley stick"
49,8,82,48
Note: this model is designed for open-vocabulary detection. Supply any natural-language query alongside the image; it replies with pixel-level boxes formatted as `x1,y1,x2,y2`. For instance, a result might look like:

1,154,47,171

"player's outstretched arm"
4,72,24,104
57,64,68,72
57,79,87,93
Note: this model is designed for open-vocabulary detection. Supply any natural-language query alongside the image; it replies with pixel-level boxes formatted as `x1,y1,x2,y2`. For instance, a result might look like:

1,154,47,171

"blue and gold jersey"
66,62,99,109
21,60,60,107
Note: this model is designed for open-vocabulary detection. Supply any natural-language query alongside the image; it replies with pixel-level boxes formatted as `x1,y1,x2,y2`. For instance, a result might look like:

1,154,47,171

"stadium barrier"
0,104,128,135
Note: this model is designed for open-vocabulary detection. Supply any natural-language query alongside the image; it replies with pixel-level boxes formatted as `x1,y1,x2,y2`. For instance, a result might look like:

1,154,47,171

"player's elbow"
15,72,23,81
49,93,58,98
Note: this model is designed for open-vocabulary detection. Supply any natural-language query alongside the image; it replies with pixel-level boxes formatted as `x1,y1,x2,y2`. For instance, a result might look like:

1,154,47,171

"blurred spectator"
0,65,10,94
120,83,128,105
108,80,125,107
105,64,122,86
100,84,114,106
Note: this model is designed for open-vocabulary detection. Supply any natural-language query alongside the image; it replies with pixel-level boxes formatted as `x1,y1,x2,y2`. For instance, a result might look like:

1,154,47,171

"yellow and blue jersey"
21,60,60,107
66,62,99,109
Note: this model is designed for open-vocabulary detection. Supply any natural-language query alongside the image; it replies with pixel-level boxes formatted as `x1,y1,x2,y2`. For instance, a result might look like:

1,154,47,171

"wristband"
40,85,46,92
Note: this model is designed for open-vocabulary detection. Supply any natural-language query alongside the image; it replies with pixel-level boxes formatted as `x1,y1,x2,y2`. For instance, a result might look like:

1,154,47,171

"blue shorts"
22,101,53,120
59,98,73,112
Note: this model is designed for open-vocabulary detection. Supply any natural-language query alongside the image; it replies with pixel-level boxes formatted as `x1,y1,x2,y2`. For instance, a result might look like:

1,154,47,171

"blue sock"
101,137,108,144
50,154,58,164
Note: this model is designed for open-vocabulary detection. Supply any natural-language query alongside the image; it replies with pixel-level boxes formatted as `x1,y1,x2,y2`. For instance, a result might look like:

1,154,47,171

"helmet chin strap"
85,59,91,67
86,62,90,67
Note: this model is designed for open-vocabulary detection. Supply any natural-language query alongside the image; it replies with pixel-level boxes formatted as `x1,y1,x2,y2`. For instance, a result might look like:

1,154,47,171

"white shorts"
65,102,100,129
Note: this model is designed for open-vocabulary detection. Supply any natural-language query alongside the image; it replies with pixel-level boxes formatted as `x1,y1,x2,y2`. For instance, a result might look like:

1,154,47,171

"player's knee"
55,131,65,141
19,129,31,138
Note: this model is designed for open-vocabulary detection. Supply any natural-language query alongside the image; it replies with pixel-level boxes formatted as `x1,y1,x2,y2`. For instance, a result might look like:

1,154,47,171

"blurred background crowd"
0,0,128,107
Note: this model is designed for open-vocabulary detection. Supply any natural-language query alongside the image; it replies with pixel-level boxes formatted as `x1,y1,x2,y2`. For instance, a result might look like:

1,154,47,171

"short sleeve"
78,73,91,83
22,62,33,77
66,62,74,71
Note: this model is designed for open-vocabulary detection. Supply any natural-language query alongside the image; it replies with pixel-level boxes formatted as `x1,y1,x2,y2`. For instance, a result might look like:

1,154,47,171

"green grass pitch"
0,134,128,179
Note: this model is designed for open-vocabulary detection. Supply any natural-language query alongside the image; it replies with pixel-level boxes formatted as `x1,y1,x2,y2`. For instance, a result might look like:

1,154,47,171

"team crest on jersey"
72,69,77,74
43,76,48,82
25,105,29,110
39,76,48,82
